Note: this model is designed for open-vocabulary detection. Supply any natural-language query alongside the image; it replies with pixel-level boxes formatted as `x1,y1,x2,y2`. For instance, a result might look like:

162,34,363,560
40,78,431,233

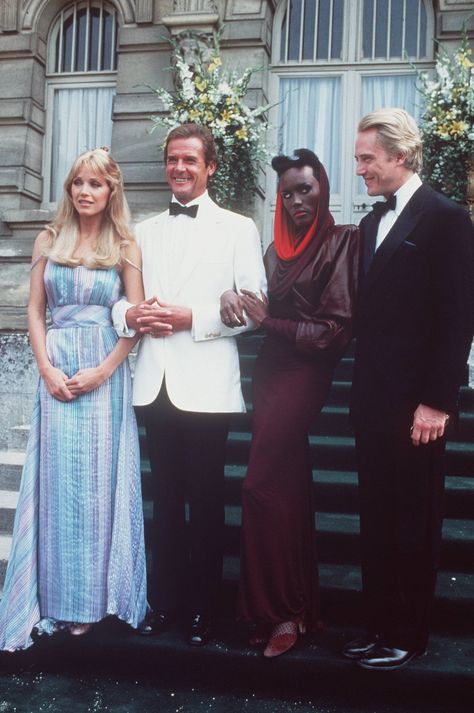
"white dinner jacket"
113,194,267,413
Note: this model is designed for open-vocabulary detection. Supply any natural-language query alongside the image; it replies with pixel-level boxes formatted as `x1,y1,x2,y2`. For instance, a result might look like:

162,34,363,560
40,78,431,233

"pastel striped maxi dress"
0,261,147,651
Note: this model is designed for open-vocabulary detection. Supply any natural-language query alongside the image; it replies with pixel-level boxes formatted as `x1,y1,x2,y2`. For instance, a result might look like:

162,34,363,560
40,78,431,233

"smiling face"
70,167,111,218
165,136,216,204
279,165,320,232
355,128,408,198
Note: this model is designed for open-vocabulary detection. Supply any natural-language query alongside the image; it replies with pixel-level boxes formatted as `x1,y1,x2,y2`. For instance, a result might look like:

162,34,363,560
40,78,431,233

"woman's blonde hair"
358,108,423,173
44,148,134,269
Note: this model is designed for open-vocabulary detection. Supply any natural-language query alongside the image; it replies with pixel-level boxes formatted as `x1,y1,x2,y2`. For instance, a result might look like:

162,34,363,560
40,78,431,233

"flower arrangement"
150,30,271,213
415,22,474,204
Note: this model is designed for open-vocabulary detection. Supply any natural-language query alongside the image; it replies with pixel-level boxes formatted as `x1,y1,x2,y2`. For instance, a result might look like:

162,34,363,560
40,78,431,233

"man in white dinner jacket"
112,123,266,645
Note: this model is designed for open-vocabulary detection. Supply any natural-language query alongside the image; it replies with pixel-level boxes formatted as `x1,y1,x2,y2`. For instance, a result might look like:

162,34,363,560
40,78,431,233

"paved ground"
0,668,473,713
0,620,472,713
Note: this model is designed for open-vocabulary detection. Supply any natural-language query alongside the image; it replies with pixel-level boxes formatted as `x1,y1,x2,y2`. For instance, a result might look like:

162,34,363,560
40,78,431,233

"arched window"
361,0,427,60
44,1,118,203
271,0,434,227
280,0,345,62
279,0,429,63
51,1,117,73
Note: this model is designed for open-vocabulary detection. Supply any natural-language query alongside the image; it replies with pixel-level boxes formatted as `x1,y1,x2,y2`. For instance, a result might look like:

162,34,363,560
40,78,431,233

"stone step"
140,500,474,582
138,463,474,519
0,533,12,590
222,558,474,635
223,431,474,477
0,450,24,491
8,423,30,452
0,489,18,534
0,620,472,708
214,508,474,572
227,405,474,441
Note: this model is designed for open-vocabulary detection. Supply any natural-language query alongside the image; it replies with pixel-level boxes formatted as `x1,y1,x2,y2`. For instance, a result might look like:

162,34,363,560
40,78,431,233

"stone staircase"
1,334,474,704
138,334,474,639
0,430,25,588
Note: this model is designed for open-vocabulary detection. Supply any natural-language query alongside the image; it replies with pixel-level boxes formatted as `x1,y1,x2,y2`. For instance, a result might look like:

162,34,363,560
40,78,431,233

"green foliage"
415,22,474,203
150,30,271,213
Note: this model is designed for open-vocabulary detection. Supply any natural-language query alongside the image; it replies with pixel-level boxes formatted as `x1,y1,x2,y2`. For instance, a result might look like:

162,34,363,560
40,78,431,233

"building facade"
0,0,473,443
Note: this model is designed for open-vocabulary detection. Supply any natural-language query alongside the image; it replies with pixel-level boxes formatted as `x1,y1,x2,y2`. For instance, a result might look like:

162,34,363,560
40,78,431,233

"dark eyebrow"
281,182,312,194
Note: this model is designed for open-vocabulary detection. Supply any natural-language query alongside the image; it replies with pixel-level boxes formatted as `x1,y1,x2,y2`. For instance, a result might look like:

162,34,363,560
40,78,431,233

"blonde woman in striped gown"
0,149,147,651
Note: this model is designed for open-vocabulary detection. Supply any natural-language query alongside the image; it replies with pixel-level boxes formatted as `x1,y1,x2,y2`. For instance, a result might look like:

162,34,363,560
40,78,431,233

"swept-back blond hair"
44,148,134,269
358,108,423,173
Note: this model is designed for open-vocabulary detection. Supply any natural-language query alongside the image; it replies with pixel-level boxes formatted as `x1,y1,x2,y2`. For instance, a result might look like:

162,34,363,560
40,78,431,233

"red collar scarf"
269,162,335,300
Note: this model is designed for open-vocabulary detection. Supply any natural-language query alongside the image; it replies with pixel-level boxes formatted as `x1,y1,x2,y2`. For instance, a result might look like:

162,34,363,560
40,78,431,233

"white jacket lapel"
170,199,223,299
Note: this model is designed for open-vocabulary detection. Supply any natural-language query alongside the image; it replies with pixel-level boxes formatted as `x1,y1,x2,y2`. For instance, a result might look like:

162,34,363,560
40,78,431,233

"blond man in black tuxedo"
345,108,474,670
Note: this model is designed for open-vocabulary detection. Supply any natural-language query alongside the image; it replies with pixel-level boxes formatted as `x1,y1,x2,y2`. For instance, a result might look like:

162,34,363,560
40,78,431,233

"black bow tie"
371,195,396,218
169,202,199,218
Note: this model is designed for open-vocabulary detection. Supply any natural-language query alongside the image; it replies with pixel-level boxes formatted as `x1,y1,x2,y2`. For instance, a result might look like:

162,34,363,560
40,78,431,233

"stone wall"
0,0,274,436
0,0,473,437
0,334,37,449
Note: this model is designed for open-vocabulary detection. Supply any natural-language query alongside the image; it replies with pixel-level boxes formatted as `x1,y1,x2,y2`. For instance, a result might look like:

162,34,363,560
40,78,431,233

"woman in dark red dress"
234,149,359,657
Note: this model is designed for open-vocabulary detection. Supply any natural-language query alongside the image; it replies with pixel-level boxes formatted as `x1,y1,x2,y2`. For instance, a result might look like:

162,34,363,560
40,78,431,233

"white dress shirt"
376,173,422,249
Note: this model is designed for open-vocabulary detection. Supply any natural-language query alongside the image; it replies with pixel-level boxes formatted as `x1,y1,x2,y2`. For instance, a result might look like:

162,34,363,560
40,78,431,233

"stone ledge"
2,208,53,224
0,307,28,332
162,13,219,34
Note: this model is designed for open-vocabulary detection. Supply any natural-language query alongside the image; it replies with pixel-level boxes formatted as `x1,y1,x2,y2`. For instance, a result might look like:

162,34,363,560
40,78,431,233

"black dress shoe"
343,635,380,659
188,613,213,647
137,612,167,636
357,645,425,670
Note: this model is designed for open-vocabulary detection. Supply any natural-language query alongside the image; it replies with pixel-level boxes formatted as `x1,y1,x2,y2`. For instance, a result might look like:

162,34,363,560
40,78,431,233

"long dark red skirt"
238,337,334,630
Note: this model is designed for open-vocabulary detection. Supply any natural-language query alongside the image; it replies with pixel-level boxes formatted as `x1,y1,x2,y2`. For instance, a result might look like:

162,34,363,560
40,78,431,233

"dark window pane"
54,28,61,71
374,0,389,58
62,14,74,72
302,0,316,60
362,0,375,58
288,0,303,61
405,0,419,57
280,9,287,60
75,8,88,72
316,0,330,60
389,0,403,57
331,0,344,59
89,8,100,70
419,1,427,57
102,12,114,70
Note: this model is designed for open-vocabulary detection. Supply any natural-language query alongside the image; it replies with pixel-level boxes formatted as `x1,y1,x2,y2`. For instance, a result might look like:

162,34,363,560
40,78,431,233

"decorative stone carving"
136,0,153,24
163,0,219,36
172,30,215,70
173,1,218,11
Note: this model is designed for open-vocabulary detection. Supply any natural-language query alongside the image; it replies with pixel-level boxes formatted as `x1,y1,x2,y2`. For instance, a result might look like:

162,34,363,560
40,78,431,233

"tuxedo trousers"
355,429,445,652
141,382,230,615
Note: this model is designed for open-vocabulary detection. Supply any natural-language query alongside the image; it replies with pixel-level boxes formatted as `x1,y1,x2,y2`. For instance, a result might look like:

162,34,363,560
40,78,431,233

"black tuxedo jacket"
351,182,474,432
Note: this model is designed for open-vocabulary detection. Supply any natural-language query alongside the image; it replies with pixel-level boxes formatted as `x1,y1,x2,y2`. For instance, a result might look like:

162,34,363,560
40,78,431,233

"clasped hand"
42,365,108,401
220,289,268,328
126,296,192,337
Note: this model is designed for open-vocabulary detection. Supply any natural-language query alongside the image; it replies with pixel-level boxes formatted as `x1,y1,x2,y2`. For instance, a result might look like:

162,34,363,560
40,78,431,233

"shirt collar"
393,173,422,215
170,190,211,209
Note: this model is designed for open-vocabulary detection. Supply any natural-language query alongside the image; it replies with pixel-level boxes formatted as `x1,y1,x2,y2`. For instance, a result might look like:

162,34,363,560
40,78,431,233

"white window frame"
43,0,118,208
43,77,116,208
263,0,435,238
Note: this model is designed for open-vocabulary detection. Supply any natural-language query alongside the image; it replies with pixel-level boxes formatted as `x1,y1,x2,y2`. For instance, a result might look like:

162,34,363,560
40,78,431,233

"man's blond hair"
358,108,423,173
